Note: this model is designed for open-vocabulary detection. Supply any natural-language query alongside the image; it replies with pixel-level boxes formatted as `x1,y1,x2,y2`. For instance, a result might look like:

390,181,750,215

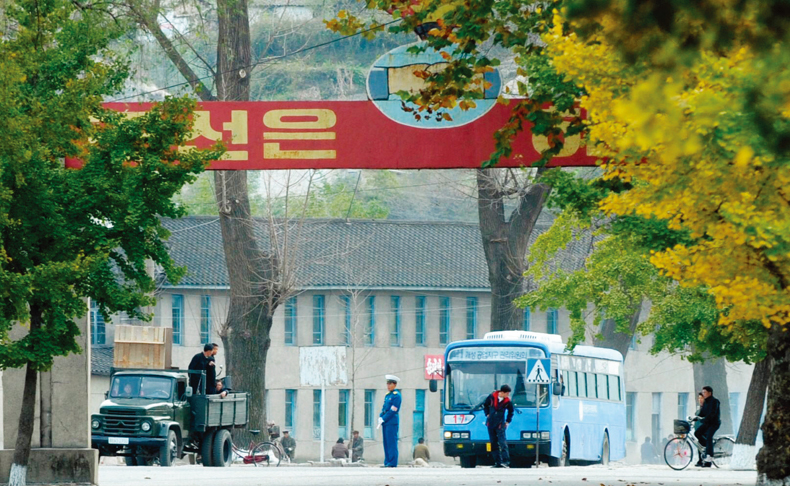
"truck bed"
190,392,248,431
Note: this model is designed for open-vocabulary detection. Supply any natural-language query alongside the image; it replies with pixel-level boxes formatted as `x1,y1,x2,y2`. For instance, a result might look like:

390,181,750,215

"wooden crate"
113,325,172,370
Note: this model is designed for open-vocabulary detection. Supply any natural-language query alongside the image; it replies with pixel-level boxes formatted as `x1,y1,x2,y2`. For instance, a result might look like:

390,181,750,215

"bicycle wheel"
712,437,735,468
251,441,283,467
664,437,694,470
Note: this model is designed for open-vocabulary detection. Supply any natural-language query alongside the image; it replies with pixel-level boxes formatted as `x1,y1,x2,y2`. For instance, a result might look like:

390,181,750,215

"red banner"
66,101,597,170
425,355,444,380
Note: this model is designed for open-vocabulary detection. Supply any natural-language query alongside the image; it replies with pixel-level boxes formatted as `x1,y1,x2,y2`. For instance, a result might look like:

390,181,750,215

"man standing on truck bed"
189,343,217,394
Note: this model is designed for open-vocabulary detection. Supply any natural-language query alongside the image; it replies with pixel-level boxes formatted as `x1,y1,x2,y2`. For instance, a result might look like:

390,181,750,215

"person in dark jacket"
188,344,216,394
484,384,515,468
694,386,721,467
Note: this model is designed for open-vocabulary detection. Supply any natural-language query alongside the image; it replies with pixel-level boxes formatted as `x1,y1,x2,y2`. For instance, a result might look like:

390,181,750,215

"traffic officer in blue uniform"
378,374,402,467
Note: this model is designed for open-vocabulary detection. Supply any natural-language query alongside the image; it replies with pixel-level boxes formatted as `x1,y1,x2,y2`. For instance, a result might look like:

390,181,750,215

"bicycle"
663,417,735,470
230,429,286,466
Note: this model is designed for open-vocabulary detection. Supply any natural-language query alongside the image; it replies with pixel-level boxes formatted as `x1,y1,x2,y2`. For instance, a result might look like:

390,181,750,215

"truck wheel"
201,430,216,467
459,456,477,468
159,429,178,467
212,429,233,467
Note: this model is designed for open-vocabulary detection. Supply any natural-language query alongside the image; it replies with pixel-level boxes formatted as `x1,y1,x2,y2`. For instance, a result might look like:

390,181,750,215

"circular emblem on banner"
367,42,501,129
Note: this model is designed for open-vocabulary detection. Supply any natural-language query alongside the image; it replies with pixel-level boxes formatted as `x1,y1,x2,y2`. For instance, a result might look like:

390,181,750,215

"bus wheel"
460,456,477,468
600,432,610,466
550,432,569,467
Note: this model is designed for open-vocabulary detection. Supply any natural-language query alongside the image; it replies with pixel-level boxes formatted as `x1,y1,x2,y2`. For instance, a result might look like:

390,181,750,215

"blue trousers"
382,423,399,467
488,426,510,465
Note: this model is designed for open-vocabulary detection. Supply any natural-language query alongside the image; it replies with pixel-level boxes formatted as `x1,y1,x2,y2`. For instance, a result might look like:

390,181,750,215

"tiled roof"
92,345,114,376
158,215,591,291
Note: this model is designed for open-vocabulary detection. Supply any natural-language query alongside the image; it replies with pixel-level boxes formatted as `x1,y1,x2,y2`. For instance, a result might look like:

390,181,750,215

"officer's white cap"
385,375,400,383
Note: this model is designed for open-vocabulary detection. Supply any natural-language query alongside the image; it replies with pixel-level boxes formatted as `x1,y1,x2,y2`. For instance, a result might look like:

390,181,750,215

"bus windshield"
110,376,173,400
446,361,548,410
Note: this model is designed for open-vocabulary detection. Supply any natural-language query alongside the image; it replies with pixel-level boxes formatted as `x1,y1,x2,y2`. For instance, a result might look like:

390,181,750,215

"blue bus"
434,330,626,468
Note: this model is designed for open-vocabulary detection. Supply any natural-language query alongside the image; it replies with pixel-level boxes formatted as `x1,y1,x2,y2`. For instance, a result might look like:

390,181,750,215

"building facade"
89,217,755,464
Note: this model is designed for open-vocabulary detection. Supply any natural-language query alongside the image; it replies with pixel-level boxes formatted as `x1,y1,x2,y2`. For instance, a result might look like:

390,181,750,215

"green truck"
91,369,248,467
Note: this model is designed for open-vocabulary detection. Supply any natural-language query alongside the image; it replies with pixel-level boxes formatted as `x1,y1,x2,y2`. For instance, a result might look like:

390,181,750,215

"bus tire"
459,456,477,468
201,430,216,467
549,431,570,467
600,432,610,465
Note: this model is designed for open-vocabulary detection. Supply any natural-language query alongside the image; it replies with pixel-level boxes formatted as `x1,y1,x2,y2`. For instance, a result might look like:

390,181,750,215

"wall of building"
91,287,756,465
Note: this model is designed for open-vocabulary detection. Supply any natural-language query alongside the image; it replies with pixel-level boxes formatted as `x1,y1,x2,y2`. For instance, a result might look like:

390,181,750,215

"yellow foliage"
544,14,790,340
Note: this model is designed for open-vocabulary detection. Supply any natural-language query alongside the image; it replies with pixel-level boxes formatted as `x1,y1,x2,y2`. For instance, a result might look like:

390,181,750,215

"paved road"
99,464,757,486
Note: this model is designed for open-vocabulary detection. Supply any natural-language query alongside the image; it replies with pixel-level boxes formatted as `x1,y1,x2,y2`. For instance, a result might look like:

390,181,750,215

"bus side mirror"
104,391,108,399
429,380,438,393
185,386,193,398
552,380,563,396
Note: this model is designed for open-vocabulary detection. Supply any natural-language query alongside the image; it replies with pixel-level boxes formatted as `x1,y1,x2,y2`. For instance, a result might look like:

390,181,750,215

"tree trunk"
477,169,550,331
730,357,772,471
593,303,642,359
40,371,52,448
737,357,771,446
756,325,790,484
9,307,43,486
692,357,733,435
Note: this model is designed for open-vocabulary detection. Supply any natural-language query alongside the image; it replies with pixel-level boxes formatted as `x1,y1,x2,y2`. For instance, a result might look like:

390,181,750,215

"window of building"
340,295,351,346
285,389,297,433
285,297,297,346
730,392,741,436
313,295,325,345
172,294,183,345
415,296,426,346
626,392,636,441
523,307,531,331
313,389,322,440
365,296,375,347
439,297,450,345
413,389,426,446
90,300,106,345
200,295,211,344
390,296,401,347
338,390,350,439
364,389,375,439
466,297,477,340
678,392,688,422
547,308,558,334
651,393,662,445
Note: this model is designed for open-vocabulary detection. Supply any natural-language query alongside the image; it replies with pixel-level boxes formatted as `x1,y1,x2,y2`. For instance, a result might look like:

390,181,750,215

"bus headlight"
444,431,452,439
452,433,461,439
541,432,550,440
141,421,152,432
460,432,470,439
91,419,101,429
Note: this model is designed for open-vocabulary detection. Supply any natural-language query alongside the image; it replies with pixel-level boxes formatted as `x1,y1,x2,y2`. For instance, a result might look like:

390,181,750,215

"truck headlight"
91,419,101,429
141,421,152,432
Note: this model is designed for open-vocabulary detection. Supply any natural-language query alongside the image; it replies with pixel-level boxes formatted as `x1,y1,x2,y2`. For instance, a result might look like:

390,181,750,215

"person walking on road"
379,375,402,467
694,386,721,467
351,430,364,462
484,384,514,468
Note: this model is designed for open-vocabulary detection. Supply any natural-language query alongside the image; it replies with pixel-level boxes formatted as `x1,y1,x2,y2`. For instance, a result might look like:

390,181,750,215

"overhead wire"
111,18,404,102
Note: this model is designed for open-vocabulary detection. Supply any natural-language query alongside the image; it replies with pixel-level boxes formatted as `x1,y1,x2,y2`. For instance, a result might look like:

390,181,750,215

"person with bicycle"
693,386,721,467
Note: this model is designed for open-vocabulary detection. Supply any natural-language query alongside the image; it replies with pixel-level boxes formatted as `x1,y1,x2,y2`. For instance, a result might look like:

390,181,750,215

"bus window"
586,373,597,399
568,371,579,397
596,374,607,400
562,371,570,397
608,375,621,401
578,372,587,398
446,361,548,410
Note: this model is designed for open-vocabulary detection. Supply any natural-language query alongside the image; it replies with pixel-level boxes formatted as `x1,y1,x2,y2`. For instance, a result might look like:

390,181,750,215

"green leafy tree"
0,1,220,483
